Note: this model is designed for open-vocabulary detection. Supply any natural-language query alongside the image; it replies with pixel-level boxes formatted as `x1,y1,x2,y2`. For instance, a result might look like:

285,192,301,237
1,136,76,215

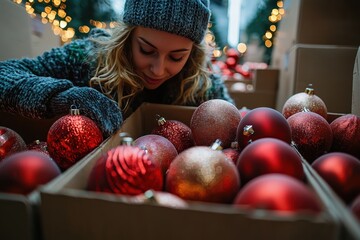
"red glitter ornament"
233,174,322,215
282,85,328,120
27,140,49,155
222,147,240,165
47,107,103,171
190,99,241,149
330,114,360,159
134,134,178,175
0,150,61,195
166,146,240,203
288,111,333,163
151,115,194,153
311,152,360,204
0,126,27,162
87,145,163,195
237,138,305,185
236,107,292,150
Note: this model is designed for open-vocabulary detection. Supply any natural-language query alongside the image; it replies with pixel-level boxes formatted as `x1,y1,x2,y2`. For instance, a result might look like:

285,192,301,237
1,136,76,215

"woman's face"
131,27,193,90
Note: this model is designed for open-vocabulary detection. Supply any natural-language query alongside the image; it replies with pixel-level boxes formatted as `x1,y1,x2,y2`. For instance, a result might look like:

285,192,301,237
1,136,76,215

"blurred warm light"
279,8,285,15
265,31,273,39
277,1,283,8
269,15,277,22
265,40,272,48
65,16,72,22
53,20,59,26
213,49,222,58
272,9,279,15
58,9,66,18
13,0,22,4
270,25,276,32
237,43,247,54
60,20,67,28
53,0,61,7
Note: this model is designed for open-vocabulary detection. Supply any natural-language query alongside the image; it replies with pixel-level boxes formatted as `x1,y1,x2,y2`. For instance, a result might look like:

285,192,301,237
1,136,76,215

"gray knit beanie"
123,0,211,44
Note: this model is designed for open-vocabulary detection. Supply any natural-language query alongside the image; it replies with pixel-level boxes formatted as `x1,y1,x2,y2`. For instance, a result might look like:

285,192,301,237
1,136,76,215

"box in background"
352,47,360,115
272,0,360,68
40,103,341,240
275,44,358,113
226,69,279,109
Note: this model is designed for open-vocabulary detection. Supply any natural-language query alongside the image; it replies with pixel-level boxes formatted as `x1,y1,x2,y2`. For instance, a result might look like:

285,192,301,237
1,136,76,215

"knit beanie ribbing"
123,0,211,43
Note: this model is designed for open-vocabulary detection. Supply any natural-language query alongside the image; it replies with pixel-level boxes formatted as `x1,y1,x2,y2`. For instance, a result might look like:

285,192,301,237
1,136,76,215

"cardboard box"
352,47,360,115
39,103,341,240
226,69,279,109
271,0,360,68
275,44,358,113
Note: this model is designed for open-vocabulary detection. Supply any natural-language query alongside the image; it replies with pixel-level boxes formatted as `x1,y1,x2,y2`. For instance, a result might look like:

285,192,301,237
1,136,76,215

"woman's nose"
150,57,166,77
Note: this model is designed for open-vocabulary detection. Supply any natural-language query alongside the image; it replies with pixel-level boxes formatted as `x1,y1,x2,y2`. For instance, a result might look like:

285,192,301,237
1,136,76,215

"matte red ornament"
330,114,360,159
311,152,360,204
166,146,240,203
237,138,305,185
288,111,333,163
233,174,322,215
350,194,360,222
0,126,27,162
0,150,61,195
236,107,292,150
27,140,49,155
190,99,241,149
134,134,178,175
47,108,103,171
282,85,328,119
151,115,194,153
87,145,163,195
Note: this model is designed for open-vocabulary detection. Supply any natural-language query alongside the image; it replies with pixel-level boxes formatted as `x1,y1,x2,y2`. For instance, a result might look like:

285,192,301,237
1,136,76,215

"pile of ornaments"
0,106,104,195
86,86,360,219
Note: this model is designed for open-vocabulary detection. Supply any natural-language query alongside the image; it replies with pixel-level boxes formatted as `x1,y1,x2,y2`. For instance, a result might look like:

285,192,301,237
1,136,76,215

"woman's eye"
170,56,183,62
140,47,153,55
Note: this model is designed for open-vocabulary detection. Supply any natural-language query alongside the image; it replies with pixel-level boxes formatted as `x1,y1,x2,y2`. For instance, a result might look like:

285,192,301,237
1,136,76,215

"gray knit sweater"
0,29,233,121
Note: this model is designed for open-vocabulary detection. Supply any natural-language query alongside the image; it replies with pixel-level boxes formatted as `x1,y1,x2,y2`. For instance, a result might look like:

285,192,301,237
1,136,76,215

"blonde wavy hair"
89,22,212,114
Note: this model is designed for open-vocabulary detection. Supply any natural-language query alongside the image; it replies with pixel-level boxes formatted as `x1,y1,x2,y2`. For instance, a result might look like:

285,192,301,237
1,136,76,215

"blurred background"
0,0,283,64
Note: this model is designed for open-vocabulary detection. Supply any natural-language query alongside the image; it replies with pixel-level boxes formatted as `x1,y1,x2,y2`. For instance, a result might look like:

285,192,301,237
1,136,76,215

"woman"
0,0,233,137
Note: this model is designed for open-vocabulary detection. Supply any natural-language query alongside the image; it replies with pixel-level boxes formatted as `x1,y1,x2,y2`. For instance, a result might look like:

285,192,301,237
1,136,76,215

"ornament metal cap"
69,105,80,115
243,125,254,136
305,84,314,95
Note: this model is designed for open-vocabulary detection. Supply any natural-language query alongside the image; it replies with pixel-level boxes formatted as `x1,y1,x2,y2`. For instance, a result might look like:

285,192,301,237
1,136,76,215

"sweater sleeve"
0,37,97,119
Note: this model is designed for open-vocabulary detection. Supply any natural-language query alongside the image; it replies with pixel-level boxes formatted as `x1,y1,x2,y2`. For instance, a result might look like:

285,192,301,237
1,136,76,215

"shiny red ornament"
166,146,240,203
330,114,360,159
190,99,241,149
0,150,61,195
350,194,360,222
311,152,360,204
87,145,163,195
288,111,333,163
233,174,322,215
226,48,240,62
27,140,49,155
282,85,328,119
222,147,240,165
237,138,305,184
134,134,178,175
0,126,27,162
236,107,292,150
151,116,194,153
47,108,103,171
225,57,237,69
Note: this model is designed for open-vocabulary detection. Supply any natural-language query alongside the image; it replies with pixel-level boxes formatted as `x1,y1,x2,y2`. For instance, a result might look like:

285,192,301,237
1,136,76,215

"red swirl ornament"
0,126,27,162
47,108,103,171
87,145,163,195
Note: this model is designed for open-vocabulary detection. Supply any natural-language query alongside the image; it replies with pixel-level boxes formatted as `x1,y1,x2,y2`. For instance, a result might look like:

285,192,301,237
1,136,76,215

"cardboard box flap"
352,47,360,115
